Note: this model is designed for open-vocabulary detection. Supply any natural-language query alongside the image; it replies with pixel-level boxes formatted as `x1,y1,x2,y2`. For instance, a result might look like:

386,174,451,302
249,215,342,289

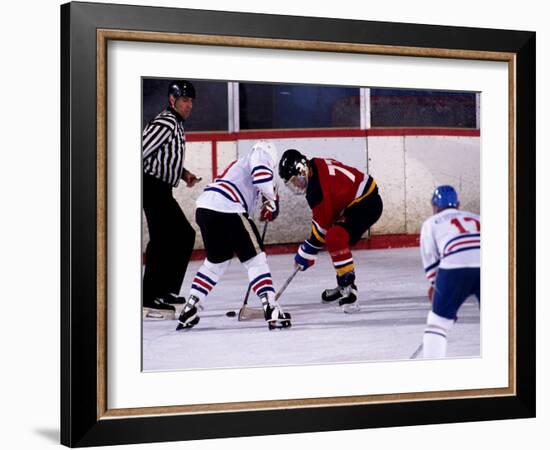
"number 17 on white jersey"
420,208,480,283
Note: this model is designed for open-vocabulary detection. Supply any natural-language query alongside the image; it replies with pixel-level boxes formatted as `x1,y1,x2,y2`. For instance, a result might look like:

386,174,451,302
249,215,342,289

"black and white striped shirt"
143,108,187,187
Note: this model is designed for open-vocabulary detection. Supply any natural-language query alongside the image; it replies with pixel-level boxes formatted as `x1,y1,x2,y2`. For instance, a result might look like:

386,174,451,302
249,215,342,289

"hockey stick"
238,266,300,321
274,266,300,301
409,343,423,359
236,221,268,321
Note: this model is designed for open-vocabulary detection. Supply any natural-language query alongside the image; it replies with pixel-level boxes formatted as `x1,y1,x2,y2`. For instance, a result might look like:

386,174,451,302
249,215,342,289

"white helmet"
251,140,278,169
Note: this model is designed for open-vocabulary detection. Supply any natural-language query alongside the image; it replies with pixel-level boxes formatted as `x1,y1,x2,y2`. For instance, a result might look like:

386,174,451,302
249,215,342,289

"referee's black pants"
142,174,196,304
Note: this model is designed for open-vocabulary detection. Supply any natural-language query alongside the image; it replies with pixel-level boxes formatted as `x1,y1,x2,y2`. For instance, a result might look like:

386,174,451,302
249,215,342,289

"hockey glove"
260,194,279,222
294,240,318,271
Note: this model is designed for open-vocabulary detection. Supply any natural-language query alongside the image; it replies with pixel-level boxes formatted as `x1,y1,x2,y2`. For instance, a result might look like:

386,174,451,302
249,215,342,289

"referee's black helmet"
168,80,196,99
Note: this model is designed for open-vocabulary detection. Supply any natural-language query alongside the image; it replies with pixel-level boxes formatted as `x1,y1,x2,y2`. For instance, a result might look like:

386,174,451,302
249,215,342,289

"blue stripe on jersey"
214,178,249,211
444,233,480,251
251,165,273,173
204,187,239,204
443,245,480,259
424,260,440,273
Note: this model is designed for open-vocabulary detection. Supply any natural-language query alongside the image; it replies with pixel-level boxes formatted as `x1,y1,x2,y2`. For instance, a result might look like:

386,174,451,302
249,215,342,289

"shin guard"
243,253,275,299
423,311,455,358
189,259,230,302
326,226,354,277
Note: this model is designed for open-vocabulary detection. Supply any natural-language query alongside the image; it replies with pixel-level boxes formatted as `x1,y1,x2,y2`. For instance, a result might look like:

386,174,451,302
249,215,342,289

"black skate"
176,296,201,330
160,293,186,305
143,298,176,320
321,286,343,303
261,295,291,330
321,284,359,313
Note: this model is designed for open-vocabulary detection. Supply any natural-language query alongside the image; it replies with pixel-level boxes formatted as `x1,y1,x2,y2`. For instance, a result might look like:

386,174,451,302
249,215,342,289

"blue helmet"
431,185,459,209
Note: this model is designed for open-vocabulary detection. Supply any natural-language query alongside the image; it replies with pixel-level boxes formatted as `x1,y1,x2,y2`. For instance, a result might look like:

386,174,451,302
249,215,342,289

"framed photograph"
61,1,535,447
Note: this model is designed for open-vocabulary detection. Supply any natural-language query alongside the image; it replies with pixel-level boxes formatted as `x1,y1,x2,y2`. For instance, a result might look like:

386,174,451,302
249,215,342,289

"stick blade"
238,305,264,321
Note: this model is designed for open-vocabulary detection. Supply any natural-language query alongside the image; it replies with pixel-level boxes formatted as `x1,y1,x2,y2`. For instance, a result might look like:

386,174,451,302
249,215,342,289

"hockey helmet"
279,149,309,195
168,80,196,99
431,185,459,209
252,140,278,169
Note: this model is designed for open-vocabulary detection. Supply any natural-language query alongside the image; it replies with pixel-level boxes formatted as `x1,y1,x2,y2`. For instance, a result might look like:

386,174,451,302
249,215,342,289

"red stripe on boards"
186,128,480,143
184,234,420,261
142,234,420,264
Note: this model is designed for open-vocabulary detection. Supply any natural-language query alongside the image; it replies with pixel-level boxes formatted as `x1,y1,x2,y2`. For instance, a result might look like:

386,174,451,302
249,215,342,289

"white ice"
143,247,480,371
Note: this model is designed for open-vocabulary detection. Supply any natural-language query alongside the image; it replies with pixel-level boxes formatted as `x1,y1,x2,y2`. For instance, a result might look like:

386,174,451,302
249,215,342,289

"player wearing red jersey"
278,149,383,312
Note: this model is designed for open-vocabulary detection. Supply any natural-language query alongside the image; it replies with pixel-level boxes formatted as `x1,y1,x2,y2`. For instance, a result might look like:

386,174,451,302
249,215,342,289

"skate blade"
176,321,197,331
341,303,360,314
143,308,175,320
268,320,292,330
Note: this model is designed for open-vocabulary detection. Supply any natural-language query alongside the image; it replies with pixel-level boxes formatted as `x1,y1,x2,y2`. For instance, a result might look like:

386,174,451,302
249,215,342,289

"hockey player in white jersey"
420,185,480,358
176,140,291,331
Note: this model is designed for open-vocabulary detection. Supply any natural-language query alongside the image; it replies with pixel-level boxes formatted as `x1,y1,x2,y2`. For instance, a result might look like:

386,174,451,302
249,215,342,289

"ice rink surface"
143,247,480,371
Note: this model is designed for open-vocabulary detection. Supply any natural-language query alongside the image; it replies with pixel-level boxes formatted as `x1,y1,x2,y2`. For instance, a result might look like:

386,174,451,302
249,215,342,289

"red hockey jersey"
306,158,376,245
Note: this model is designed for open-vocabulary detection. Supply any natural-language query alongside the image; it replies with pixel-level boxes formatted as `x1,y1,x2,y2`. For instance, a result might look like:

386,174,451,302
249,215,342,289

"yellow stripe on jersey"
311,223,326,244
347,178,377,208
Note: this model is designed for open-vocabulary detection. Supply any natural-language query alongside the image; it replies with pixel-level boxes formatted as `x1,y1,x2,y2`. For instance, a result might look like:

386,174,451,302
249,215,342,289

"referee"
142,80,200,319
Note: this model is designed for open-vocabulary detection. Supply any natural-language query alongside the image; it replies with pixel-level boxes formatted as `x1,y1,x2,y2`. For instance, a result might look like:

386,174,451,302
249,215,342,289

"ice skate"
261,294,291,330
322,283,359,312
143,298,176,320
176,295,201,330
159,293,186,316
321,286,345,303
160,293,186,305
321,271,359,313
337,284,359,313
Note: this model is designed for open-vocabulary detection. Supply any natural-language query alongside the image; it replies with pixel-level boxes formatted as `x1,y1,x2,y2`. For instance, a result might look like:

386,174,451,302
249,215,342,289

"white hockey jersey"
196,148,276,216
420,208,480,283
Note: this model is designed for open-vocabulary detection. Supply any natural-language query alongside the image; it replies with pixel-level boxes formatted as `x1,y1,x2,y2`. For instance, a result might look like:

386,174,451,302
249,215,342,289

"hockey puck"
226,310,237,317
